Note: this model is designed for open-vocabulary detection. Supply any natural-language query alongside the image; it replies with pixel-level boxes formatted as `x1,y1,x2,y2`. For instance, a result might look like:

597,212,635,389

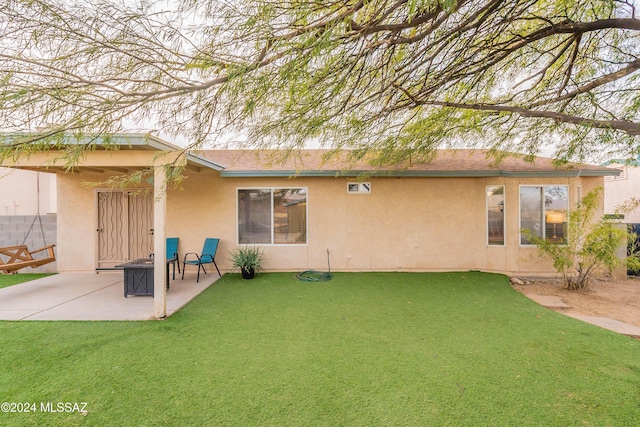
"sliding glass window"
487,185,505,245
520,186,568,245
238,188,307,245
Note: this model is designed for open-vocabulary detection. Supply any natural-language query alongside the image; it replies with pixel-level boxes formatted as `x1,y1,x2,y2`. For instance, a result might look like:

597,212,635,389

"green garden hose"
295,249,333,282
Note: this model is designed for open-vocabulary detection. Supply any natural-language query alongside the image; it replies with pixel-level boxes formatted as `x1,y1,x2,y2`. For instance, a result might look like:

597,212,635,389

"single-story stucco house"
2,134,619,282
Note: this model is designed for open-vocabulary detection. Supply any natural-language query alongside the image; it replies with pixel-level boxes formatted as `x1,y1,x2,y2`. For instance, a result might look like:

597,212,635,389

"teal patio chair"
167,237,180,280
182,238,221,282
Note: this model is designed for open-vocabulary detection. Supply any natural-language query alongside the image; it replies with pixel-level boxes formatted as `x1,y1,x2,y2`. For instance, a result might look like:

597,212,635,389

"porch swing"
0,172,56,274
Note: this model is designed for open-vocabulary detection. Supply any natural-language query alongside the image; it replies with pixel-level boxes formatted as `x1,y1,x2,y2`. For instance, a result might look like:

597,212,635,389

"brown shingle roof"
200,149,619,178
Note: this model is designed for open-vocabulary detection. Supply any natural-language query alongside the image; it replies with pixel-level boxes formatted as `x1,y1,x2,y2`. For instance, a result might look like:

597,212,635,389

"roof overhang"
1,133,224,174
210,148,620,178
219,169,619,178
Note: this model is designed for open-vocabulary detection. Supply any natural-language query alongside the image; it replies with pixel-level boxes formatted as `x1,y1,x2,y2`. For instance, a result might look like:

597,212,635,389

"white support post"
153,165,167,319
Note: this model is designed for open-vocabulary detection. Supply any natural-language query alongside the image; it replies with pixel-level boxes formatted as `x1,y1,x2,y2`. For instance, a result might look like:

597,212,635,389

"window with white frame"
487,185,505,245
237,188,307,244
520,185,568,245
347,182,371,194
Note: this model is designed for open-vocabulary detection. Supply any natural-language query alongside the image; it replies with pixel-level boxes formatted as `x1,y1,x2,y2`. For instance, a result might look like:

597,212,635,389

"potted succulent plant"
229,246,264,279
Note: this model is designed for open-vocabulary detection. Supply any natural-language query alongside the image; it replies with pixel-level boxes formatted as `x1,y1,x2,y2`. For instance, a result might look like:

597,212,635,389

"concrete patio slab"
0,271,220,320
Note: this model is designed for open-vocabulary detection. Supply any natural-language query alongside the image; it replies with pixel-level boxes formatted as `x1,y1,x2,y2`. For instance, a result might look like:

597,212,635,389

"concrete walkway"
526,293,640,338
0,271,220,320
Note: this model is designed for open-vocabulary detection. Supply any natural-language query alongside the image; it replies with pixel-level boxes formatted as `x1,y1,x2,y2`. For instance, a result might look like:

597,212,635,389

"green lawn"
0,273,53,289
1,272,639,426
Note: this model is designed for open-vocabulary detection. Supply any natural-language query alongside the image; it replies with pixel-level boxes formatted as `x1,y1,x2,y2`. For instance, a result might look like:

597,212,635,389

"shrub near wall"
629,223,640,276
527,187,629,290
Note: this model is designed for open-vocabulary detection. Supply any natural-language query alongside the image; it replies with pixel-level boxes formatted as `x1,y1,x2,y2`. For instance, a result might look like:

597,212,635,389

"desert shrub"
525,187,632,290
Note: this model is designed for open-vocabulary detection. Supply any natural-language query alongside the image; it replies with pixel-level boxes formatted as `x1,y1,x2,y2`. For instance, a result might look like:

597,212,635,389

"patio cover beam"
7,150,171,168
3,150,222,174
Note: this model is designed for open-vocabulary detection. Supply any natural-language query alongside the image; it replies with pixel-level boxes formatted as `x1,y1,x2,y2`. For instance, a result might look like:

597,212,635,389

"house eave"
1,132,224,172
219,169,619,178
185,153,225,172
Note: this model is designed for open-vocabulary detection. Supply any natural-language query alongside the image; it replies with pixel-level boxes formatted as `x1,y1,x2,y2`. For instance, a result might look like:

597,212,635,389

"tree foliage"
628,233,640,274
1,0,639,166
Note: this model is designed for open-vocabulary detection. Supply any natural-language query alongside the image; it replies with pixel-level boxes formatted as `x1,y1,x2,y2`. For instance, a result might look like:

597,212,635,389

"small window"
520,185,568,245
238,188,307,244
487,185,505,245
347,182,371,194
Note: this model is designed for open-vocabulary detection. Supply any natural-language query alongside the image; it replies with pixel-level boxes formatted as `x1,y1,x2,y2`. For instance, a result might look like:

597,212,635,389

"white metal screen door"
97,190,153,268
127,192,154,260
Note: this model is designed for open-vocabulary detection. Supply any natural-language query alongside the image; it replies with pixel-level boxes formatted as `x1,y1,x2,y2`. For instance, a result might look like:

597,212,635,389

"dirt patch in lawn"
511,276,640,328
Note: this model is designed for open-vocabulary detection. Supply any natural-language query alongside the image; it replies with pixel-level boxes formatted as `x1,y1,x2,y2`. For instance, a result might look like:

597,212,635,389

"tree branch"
416,99,640,135
530,58,640,108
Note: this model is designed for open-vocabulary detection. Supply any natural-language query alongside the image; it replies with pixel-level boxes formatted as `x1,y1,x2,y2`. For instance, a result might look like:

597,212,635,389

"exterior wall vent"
347,182,371,194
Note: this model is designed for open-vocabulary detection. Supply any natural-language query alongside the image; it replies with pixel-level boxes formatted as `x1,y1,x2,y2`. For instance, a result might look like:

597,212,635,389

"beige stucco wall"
604,164,640,223
56,172,108,271
54,166,604,276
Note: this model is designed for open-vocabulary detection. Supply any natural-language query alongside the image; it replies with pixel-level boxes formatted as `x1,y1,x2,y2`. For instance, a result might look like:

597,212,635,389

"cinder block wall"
0,214,57,273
